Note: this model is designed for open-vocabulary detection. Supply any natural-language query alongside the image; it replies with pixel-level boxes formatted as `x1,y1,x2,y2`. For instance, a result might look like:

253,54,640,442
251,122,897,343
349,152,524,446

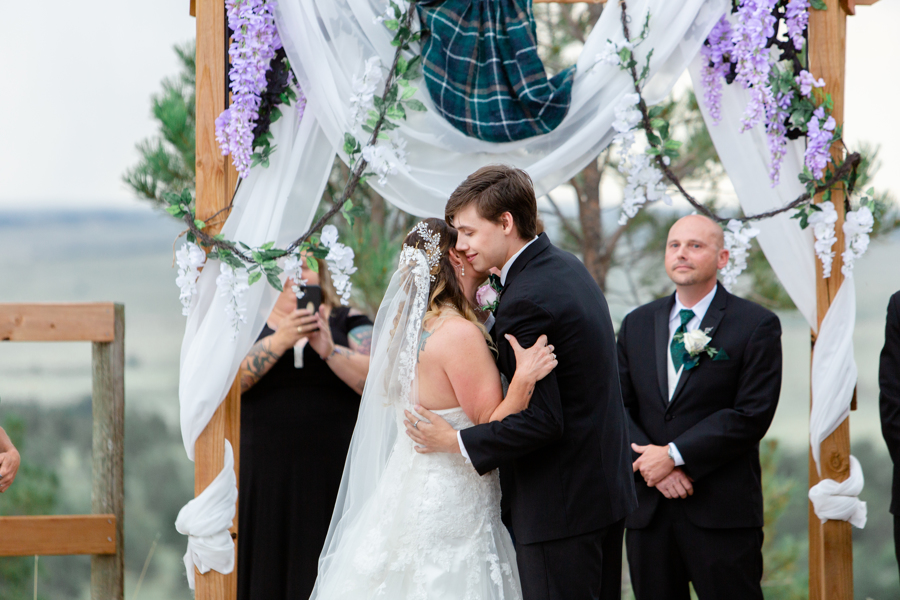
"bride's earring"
461,265,465,277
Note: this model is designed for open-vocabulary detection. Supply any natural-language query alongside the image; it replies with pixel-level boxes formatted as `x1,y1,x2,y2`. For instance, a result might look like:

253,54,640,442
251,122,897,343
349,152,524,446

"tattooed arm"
240,336,285,393
307,309,373,395
240,308,319,393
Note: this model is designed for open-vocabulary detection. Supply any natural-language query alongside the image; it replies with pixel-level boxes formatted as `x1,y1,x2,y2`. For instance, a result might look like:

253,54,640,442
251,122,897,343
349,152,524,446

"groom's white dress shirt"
457,236,539,463
665,284,718,467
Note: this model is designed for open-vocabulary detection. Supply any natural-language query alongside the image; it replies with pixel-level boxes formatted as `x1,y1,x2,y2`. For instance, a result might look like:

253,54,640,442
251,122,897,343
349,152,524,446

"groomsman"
879,290,900,583
617,215,782,600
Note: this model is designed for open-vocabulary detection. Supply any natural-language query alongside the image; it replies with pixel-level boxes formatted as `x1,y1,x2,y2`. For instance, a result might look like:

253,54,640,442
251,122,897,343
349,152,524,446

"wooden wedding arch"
188,0,879,598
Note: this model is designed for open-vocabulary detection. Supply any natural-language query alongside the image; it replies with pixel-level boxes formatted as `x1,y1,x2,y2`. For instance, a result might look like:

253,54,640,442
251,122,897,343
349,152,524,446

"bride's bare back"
416,315,505,425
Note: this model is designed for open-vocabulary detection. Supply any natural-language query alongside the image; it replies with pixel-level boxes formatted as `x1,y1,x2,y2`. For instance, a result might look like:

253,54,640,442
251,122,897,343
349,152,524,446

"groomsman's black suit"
617,285,781,600
878,291,900,582
460,233,638,600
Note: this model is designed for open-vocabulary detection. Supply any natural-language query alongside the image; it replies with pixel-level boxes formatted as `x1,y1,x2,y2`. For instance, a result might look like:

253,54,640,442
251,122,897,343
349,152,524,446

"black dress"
237,306,372,600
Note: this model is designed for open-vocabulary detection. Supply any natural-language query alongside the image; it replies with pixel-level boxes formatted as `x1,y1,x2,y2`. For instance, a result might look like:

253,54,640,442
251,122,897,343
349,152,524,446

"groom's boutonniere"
675,328,729,371
476,276,502,313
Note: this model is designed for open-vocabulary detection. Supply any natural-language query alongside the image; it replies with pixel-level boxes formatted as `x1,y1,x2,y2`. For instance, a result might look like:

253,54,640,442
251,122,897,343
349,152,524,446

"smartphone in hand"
298,285,323,332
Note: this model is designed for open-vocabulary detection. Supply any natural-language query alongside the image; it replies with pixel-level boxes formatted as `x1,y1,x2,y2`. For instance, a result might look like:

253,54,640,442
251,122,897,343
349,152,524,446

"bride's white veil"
310,243,432,599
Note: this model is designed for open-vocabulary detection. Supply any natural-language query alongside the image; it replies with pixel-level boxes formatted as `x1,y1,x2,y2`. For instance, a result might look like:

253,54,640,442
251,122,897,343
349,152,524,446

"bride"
310,218,557,600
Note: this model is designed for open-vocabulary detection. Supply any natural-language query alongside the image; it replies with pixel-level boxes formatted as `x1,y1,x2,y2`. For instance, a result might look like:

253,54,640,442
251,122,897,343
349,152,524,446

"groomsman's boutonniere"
476,277,502,313
675,328,729,371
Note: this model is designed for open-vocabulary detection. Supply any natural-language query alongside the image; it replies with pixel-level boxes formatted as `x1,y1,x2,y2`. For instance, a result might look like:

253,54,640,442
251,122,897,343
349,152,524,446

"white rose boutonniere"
674,327,729,371
682,329,712,355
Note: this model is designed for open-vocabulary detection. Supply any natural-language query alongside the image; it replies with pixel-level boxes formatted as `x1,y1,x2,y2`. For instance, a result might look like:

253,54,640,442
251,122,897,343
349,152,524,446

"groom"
405,165,637,600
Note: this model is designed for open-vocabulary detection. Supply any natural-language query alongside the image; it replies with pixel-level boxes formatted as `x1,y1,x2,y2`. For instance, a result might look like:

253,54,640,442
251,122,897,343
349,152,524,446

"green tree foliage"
0,414,59,600
124,42,197,207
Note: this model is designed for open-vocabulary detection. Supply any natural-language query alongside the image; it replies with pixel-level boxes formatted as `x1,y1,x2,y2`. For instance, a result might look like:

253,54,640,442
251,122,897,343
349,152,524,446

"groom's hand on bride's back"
404,407,460,454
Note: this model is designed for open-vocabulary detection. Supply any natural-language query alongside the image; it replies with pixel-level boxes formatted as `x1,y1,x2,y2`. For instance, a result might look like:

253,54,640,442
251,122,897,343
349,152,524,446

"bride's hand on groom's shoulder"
403,407,460,454
507,333,556,384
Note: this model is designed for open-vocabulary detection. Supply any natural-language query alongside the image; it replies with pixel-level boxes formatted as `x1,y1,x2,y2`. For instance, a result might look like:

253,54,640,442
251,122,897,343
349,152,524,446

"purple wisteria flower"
785,0,810,51
215,0,282,178
805,107,837,179
731,0,778,131
795,69,825,97
700,16,733,124
764,90,793,185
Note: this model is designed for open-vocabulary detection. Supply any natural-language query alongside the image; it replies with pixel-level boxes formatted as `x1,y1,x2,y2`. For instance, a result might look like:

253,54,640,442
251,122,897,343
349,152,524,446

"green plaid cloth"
416,0,575,143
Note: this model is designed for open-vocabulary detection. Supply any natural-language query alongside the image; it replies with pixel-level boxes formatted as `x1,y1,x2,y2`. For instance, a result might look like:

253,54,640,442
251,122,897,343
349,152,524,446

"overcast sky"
0,1,896,209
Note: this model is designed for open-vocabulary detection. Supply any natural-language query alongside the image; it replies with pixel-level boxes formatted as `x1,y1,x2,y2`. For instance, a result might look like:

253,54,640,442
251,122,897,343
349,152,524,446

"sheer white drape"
176,0,771,580
689,54,865,527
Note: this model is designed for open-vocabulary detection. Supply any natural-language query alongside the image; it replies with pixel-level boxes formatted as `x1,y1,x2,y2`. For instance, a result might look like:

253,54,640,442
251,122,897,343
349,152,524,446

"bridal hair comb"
402,221,442,280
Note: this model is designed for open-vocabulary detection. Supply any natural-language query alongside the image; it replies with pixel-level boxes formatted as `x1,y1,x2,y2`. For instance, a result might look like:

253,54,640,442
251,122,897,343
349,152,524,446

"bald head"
669,215,725,250
665,214,729,302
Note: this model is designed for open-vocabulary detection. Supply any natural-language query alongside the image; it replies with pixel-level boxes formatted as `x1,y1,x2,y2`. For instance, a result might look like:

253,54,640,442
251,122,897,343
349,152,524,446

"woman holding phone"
237,257,373,600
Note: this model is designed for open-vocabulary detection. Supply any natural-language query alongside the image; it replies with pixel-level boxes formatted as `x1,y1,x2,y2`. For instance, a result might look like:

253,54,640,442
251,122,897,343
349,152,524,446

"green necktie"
670,309,696,371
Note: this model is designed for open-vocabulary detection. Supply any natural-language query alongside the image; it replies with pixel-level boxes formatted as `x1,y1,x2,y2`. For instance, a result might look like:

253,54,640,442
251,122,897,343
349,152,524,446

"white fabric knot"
808,454,867,529
175,440,238,589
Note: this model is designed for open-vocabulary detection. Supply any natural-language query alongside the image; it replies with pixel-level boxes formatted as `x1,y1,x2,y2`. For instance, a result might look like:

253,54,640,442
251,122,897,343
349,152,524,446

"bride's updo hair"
402,218,489,339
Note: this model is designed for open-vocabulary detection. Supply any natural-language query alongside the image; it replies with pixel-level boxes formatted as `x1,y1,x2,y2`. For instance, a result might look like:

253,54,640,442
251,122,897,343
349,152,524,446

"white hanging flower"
320,224,340,248
721,219,760,290
349,57,384,129
282,254,308,298
216,262,250,339
617,152,671,226
319,224,358,306
612,93,643,154
841,205,874,276
361,135,408,185
375,0,410,24
325,244,358,305
808,201,838,278
175,242,207,316
595,40,622,67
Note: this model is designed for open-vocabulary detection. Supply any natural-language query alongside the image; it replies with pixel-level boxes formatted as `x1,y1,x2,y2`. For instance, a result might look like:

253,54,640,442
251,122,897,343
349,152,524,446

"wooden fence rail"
0,303,125,600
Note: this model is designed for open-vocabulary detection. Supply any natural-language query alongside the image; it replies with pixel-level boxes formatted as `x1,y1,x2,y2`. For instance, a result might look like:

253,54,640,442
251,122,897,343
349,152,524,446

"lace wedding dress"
313,407,521,600
310,243,521,600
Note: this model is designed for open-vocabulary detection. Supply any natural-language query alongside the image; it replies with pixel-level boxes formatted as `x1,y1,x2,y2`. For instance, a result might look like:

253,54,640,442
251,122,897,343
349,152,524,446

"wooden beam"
0,515,116,556
91,304,125,600
808,1,853,599
195,0,241,597
0,303,116,342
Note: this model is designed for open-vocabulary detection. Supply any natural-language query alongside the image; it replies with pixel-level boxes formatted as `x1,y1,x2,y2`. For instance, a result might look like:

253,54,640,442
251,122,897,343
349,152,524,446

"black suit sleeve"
460,299,564,475
617,315,652,449
672,313,782,480
880,294,900,465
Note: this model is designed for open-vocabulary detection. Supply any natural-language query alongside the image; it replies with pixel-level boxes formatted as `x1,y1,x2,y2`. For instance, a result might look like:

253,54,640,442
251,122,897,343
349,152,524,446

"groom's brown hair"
445,165,538,240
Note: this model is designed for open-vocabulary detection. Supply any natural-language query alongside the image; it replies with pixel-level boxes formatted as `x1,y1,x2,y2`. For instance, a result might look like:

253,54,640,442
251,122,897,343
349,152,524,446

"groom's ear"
499,212,517,236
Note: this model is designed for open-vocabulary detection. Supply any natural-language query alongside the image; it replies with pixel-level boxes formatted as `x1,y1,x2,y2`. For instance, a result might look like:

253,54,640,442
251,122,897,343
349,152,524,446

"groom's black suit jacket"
617,285,781,529
460,233,637,545
879,291,900,515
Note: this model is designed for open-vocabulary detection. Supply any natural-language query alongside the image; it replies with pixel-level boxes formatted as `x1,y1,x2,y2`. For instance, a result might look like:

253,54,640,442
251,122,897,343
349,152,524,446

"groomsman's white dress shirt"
665,284,718,467
457,236,539,462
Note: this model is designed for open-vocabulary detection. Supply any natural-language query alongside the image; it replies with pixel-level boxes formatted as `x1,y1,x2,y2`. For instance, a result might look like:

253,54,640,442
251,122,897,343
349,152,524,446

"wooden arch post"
192,0,241,599
807,0,878,597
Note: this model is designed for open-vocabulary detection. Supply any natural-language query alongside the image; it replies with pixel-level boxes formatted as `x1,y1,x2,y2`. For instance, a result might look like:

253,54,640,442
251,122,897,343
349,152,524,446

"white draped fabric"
175,441,239,589
689,54,866,527
176,0,864,581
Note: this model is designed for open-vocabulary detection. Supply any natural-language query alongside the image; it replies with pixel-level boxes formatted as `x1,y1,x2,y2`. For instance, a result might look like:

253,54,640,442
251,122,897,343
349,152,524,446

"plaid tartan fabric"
416,0,575,143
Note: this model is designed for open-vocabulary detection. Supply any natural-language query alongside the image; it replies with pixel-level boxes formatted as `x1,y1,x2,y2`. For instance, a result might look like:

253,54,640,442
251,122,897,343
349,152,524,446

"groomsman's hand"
655,467,694,499
404,407,462,454
631,443,675,487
